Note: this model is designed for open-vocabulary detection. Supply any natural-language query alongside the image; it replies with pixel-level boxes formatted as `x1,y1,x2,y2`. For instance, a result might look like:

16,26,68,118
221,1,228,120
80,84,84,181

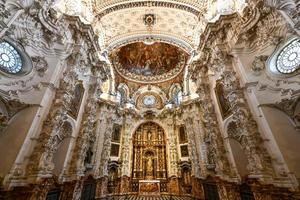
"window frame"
0,38,32,77
267,36,300,77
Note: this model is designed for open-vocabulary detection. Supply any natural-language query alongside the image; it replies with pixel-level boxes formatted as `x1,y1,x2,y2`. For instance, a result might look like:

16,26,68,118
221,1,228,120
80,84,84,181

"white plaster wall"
261,107,300,178
0,106,38,176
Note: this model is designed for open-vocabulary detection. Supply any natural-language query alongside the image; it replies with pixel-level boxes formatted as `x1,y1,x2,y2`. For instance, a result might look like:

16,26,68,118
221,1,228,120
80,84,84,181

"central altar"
139,180,160,195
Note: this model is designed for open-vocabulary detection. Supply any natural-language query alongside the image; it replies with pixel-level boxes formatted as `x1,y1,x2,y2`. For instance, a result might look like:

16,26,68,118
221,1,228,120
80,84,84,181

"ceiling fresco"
110,42,188,83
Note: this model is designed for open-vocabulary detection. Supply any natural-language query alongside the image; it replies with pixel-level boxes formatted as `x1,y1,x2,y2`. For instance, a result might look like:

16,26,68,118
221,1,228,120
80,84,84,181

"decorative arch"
132,85,167,103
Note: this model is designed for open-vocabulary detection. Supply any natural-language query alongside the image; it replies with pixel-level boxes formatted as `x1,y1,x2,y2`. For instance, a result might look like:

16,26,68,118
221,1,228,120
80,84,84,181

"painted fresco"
114,42,187,76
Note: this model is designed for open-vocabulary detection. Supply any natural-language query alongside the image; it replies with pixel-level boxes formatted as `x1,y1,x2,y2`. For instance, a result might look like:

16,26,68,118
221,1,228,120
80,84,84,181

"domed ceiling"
54,0,246,49
110,42,188,83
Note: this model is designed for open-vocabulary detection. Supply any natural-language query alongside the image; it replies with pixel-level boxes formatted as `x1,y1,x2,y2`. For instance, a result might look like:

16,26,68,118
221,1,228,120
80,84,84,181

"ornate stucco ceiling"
53,0,247,49
93,5,202,49
52,0,247,108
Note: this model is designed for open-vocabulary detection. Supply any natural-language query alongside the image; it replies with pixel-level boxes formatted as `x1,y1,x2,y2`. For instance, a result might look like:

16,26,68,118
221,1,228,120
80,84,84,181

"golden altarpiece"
131,122,168,194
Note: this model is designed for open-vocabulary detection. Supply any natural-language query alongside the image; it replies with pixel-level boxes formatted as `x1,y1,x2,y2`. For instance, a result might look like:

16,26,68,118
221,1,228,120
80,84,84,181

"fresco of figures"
113,42,188,76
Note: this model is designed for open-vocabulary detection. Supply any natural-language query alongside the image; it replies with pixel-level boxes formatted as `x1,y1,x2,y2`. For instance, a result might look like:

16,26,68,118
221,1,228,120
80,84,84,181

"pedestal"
139,180,160,195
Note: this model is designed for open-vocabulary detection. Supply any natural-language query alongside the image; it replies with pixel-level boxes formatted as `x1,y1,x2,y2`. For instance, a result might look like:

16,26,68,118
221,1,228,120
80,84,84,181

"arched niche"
215,81,231,119
202,176,220,200
261,106,300,178
52,121,73,176
239,182,255,200
81,176,96,200
108,161,120,194
179,162,192,194
226,121,249,180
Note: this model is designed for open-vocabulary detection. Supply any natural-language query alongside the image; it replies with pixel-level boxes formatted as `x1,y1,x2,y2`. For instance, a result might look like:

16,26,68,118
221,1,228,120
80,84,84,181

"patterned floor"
102,195,194,200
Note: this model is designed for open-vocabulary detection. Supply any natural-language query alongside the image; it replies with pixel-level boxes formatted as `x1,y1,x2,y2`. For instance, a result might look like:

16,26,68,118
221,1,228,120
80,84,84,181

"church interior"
0,0,300,199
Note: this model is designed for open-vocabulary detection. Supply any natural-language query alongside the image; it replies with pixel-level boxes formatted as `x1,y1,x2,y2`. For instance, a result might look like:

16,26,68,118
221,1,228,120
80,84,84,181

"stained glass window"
276,38,300,74
0,42,22,74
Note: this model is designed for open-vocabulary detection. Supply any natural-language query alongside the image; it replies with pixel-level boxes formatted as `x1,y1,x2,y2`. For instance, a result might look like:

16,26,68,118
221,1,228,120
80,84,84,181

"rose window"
0,42,23,74
276,38,300,74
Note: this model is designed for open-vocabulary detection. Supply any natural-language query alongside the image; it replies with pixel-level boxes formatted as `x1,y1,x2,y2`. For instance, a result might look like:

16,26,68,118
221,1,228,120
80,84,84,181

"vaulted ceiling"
54,0,246,49
53,0,246,108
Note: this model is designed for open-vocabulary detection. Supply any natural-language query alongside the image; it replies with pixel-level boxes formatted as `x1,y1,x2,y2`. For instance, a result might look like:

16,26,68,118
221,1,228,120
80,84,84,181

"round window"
143,95,156,106
276,38,300,74
0,42,23,74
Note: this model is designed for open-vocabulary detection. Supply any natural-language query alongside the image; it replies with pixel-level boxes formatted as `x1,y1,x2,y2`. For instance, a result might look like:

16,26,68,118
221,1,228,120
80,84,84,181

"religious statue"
158,132,161,141
147,130,152,141
146,157,153,179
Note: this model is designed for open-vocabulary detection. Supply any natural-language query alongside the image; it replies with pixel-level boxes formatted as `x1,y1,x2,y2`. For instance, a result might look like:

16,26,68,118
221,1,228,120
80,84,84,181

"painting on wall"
69,82,84,119
113,42,188,76
110,144,120,157
180,145,189,157
112,124,121,142
179,126,187,144
215,82,231,118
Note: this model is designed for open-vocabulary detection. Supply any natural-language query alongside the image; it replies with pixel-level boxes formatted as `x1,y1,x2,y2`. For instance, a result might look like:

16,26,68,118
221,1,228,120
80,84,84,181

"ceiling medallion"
144,14,156,27
143,14,156,46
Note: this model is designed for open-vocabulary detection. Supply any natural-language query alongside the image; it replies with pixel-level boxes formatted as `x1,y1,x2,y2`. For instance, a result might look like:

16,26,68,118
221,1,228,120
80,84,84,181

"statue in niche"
112,124,121,142
215,81,231,118
183,169,191,185
84,146,93,166
137,132,141,141
147,130,152,141
146,156,154,179
158,132,161,141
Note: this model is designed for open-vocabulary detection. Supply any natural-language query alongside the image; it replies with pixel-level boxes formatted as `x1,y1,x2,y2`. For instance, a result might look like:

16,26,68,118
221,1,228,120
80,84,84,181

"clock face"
143,95,156,106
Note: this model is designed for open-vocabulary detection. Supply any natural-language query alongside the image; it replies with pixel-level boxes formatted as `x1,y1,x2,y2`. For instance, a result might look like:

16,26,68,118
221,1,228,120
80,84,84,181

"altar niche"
131,122,168,181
